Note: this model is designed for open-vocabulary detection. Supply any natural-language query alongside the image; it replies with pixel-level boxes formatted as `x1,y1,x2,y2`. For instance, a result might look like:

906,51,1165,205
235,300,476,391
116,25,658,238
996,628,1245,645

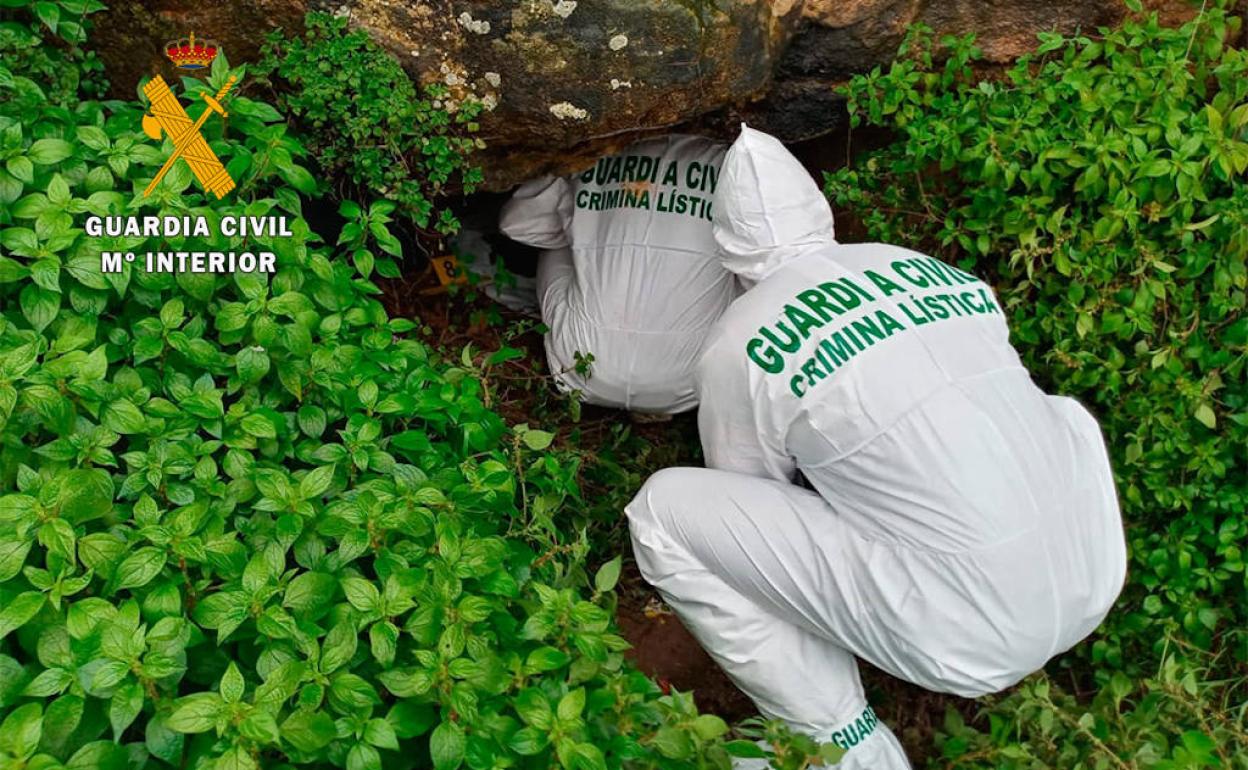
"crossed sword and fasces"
142,74,237,199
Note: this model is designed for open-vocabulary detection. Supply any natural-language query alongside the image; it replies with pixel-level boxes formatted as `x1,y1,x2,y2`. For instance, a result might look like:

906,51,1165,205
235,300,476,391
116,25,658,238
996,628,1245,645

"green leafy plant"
259,12,485,238
0,3,840,770
827,5,1246,659
826,4,1246,765
935,639,1248,769
0,0,107,104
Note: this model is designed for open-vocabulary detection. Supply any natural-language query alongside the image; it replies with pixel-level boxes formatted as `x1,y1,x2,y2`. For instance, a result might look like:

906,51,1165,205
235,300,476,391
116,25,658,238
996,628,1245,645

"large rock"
91,0,1206,187
356,0,802,187
93,0,803,189
92,0,306,100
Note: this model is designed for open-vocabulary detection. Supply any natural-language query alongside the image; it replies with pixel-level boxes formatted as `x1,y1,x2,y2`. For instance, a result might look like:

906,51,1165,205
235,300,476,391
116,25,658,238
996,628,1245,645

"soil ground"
376,276,984,766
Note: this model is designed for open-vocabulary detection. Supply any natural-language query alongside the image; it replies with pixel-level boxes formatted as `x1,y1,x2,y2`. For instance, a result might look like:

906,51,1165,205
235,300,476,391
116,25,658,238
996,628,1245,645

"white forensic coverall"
626,127,1127,769
499,135,735,413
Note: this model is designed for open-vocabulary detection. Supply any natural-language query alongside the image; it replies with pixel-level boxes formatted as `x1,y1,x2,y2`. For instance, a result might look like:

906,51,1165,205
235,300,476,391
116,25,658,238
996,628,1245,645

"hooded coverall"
625,127,1128,769
499,135,735,413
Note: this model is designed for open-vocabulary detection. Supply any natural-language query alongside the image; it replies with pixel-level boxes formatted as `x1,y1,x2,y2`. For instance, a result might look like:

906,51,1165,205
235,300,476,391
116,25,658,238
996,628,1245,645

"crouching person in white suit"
499,135,736,415
625,126,1128,769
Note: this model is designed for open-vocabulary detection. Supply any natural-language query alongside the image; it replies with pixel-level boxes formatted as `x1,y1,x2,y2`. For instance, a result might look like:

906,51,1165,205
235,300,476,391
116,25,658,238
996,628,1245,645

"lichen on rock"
548,101,589,120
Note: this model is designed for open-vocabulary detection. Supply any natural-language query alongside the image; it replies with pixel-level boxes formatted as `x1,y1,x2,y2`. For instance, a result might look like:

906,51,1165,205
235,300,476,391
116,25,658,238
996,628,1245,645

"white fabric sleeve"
697,345,797,483
498,176,573,250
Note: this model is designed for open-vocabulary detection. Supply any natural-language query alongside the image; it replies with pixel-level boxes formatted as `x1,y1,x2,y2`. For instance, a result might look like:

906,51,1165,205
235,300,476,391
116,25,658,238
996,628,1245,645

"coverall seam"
1036,536,1065,661
577,319,724,335
824,513,1043,558
793,365,1030,470
569,243,723,256
556,280,723,336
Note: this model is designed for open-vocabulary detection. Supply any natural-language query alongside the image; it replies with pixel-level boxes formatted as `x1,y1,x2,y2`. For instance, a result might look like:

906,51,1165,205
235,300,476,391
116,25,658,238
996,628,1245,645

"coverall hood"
712,125,836,282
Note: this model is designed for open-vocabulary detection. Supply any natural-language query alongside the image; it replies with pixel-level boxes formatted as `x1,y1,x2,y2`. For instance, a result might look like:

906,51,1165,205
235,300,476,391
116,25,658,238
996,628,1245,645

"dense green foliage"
0,3,841,770
826,5,1247,767
4,0,1245,767
259,13,484,238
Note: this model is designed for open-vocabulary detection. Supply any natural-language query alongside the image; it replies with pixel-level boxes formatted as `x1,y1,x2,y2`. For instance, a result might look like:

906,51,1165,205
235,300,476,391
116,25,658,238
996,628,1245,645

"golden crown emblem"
164,32,219,70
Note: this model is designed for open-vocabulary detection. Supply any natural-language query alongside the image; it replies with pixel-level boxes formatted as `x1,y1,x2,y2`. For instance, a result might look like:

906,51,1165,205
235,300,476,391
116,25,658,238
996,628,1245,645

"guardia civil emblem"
140,32,236,199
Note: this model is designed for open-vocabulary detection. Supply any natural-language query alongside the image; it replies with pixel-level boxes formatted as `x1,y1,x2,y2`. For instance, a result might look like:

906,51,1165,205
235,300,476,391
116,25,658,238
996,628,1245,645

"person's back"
500,135,734,413
699,126,1127,694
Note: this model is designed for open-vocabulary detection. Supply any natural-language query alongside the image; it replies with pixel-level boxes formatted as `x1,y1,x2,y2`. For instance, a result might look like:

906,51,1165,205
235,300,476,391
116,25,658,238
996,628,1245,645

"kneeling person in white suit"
626,127,1128,769
500,135,735,414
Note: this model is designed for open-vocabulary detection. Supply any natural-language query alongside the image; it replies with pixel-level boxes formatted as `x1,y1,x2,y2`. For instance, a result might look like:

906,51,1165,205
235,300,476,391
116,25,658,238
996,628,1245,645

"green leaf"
215,746,258,770
0,592,46,641
59,469,114,523
299,465,335,500
369,621,398,667
328,672,379,712
220,662,245,704
1194,403,1217,429
651,726,693,760
281,709,336,753
347,743,381,770
145,713,184,763
0,702,42,758
522,429,555,451
23,667,73,697
47,173,70,204
691,714,728,740
102,399,147,434
525,646,570,673
28,138,73,165
20,284,60,332
193,591,249,641
241,413,278,438
1139,158,1171,178
593,555,622,593
320,621,358,675
572,743,607,770
429,720,466,770
166,693,223,734
114,546,166,591
284,571,337,614
0,539,33,582
7,157,33,184
33,1,60,31
44,695,85,758
11,193,49,219
819,741,847,764
513,689,552,729
341,577,380,613
557,688,585,722
66,741,128,770
387,701,437,740
363,718,399,750
109,681,145,741
279,163,317,195
297,405,327,437
38,518,75,562
89,658,132,692
509,726,549,755
2,227,38,256
236,346,271,385
76,125,109,151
